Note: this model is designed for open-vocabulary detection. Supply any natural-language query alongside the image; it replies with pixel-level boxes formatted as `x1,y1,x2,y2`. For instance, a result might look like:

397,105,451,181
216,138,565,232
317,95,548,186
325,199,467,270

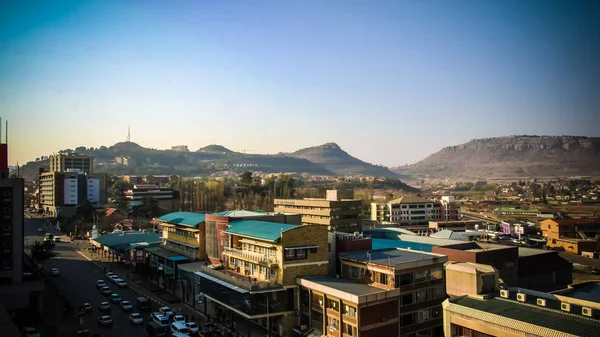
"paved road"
25,218,150,337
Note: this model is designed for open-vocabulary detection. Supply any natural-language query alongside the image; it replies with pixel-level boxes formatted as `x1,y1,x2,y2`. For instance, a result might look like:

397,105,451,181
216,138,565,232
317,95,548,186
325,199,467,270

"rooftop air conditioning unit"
499,290,509,298
561,303,571,312
582,307,593,317
517,293,526,302
536,298,546,307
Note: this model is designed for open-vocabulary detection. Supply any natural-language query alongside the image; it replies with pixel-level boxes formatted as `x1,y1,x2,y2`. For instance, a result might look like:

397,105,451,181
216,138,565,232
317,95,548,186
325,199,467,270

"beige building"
274,189,361,231
39,171,80,217
371,196,443,225
49,153,93,173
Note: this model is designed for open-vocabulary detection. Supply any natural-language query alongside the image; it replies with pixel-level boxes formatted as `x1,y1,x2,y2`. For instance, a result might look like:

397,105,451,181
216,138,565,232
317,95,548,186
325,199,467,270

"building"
171,145,189,152
432,242,572,292
49,152,93,173
442,284,600,337
274,189,362,231
39,170,108,217
204,210,301,265
371,196,442,225
115,156,132,166
492,206,541,216
445,262,499,298
124,184,180,213
541,218,600,254
155,212,207,261
298,248,448,337
439,196,461,221
194,220,329,337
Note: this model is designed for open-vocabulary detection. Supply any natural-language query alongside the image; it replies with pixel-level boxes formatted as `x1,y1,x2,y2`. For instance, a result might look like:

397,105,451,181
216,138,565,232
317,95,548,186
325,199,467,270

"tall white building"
371,196,442,224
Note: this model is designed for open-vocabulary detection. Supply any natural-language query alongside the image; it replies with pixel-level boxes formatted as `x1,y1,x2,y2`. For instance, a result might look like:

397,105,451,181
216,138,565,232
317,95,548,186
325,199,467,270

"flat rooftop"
340,248,445,267
449,296,599,337
560,282,600,303
298,275,399,304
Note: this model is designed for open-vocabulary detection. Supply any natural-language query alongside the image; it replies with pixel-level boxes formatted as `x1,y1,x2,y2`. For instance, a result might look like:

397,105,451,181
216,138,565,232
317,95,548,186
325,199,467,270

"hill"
20,141,403,180
392,136,600,180
286,143,401,177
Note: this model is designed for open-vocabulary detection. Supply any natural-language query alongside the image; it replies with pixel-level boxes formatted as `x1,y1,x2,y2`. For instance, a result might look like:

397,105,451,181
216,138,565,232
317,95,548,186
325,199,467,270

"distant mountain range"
20,141,401,181
392,136,600,180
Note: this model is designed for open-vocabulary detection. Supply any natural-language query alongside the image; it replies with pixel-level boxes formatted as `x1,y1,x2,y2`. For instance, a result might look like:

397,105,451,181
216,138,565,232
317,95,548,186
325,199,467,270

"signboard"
63,179,78,205
87,179,100,203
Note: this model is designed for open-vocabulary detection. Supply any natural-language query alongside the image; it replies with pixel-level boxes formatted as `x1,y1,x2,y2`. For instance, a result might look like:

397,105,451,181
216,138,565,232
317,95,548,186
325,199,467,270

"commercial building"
194,220,329,337
274,190,361,231
298,248,447,337
492,206,541,216
155,212,207,261
121,175,179,186
541,218,600,254
124,184,180,213
371,196,458,225
49,152,93,173
38,170,108,217
432,242,572,292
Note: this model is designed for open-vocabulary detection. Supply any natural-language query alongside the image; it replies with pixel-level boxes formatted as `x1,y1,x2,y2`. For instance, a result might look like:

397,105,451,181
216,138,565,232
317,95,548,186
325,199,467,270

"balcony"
223,247,278,267
198,265,283,292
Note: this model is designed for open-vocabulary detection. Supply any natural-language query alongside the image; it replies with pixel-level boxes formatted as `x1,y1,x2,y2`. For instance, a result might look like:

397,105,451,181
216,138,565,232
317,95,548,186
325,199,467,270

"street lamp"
263,293,270,337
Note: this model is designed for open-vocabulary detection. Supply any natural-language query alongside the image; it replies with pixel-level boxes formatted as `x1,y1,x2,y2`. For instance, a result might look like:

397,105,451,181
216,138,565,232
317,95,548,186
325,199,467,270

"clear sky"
1,0,599,167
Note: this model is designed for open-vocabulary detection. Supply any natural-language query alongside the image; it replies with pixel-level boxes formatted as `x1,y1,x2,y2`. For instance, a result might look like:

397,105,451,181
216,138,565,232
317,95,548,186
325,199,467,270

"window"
343,323,357,336
284,248,307,260
260,266,266,275
269,268,276,278
343,305,356,317
377,272,388,285
326,298,339,311
296,249,306,259
401,293,414,306
430,267,443,280
285,250,295,260
328,243,331,252
398,272,412,286
415,270,428,283
327,317,339,330
350,266,361,278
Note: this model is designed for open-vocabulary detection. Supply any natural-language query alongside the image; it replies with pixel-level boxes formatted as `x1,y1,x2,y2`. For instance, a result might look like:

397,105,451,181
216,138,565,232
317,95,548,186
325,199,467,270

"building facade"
541,218,600,254
371,196,442,225
299,248,448,337
124,184,181,213
49,153,93,173
439,196,461,222
274,190,361,231
39,170,108,217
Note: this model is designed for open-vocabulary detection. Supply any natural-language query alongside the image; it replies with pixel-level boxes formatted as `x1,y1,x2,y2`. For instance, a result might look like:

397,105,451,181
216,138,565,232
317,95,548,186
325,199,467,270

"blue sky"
2,0,599,167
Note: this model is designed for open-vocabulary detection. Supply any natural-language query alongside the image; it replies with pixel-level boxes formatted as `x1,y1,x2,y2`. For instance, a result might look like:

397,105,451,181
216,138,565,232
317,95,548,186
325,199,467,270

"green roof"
493,207,540,213
225,220,297,242
212,210,266,218
92,231,162,253
158,212,206,227
451,297,599,337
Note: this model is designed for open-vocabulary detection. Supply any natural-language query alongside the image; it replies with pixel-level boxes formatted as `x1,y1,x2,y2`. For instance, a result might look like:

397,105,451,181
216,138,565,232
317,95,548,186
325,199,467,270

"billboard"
87,179,100,203
63,179,78,205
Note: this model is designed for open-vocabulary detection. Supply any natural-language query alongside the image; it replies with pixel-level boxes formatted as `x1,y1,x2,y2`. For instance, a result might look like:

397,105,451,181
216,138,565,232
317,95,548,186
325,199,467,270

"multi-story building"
439,196,461,221
49,153,93,173
298,248,448,337
171,145,189,152
115,156,132,166
371,196,441,225
541,218,600,254
124,184,180,213
194,220,329,336
39,170,108,217
274,190,361,231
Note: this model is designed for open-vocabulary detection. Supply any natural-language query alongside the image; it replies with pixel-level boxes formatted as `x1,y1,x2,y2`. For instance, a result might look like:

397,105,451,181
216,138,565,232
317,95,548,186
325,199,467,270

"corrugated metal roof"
225,220,297,242
158,212,206,227
388,196,431,204
92,231,162,253
212,210,266,218
449,297,599,337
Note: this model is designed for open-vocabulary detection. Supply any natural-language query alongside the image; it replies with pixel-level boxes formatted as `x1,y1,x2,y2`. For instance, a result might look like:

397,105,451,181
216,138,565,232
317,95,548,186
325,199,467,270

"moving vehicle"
37,228,44,232
22,327,41,337
136,296,150,311
129,312,144,325
117,279,127,288
170,321,191,335
146,321,167,337
51,268,60,276
97,315,113,326
96,280,106,289
106,271,114,278
151,313,170,328
83,302,92,312
98,302,111,312
109,293,122,304
100,286,111,295
120,300,133,311
110,275,120,283
185,322,200,335
172,314,185,323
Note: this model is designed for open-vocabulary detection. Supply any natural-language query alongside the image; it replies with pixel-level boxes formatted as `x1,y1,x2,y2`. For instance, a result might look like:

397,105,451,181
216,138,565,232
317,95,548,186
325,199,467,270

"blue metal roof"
158,212,206,227
92,231,162,253
371,238,434,252
167,256,189,262
225,220,297,242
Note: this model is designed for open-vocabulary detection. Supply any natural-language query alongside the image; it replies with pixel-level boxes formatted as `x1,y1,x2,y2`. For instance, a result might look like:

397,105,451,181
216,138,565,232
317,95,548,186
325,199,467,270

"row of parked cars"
93,272,140,326
147,306,201,336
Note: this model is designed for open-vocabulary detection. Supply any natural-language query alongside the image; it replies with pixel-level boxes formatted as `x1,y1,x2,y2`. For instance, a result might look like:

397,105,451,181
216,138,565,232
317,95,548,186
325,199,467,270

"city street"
25,217,151,337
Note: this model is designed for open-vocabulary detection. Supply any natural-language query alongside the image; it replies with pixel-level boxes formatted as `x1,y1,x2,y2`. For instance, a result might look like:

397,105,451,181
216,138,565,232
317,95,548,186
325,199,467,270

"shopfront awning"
194,271,249,294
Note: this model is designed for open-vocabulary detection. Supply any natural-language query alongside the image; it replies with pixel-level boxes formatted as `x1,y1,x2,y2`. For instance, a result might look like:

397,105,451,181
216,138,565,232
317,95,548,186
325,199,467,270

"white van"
170,321,191,335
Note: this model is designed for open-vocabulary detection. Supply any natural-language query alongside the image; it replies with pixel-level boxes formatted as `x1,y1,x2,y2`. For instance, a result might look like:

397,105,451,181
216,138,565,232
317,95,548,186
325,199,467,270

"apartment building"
298,248,448,337
541,218,600,254
194,221,329,336
274,190,361,231
124,184,180,212
371,196,442,225
49,153,93,173
439,196,461,221
39,170,108,217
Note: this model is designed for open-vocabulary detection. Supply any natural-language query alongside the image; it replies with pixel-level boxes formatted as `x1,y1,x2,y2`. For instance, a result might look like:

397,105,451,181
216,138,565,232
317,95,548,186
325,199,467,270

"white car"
106,271,115,278
129,312,144,325
100,286,111,295
117,279,127,288
172,314,185,322
151,313,170,328
22,327,41,337
96,280,106,289
37,228,44,232
97,315,113,326
51,268,60,276
170,321,191,335
120,300,133,311
110,275,121,283
98,302,111,312
185,322,200,334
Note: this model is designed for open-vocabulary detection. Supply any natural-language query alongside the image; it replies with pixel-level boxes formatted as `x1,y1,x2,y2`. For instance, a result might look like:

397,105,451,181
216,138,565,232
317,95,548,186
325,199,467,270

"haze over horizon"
2,0,599,167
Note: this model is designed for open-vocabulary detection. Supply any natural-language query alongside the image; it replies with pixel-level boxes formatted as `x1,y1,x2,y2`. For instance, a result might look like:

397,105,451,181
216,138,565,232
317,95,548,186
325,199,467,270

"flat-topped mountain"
392,136,600,179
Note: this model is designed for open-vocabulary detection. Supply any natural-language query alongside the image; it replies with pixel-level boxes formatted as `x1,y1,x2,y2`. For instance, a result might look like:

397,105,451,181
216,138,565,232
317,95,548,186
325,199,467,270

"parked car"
106,271,115,278
96,280,106,289
136,296,151,311
171,314,185,323
120,300,133,311
110,275,120,283
83,302,92,312
37,228,44,232
146,321,167,337
170,321,191,335
158,306,172,315
151,313,170,328
51,268,60,276
129,312,144,325
22,327,41,337
185,322,200,335
109,293,122,304
100,286,111,295
97,315,113,326
117,279,127,288
98,302,111,312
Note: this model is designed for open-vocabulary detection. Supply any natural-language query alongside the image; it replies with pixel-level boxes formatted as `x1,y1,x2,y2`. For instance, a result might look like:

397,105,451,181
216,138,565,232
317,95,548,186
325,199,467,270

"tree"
132,196,163,219
110,178,133,197
239,172,253,185
114,195,130,214
77,199,95,222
